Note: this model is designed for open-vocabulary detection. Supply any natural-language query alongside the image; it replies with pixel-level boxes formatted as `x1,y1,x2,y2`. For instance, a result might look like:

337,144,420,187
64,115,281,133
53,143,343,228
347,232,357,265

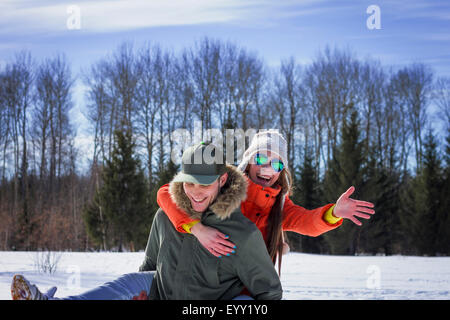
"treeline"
0,38,449,255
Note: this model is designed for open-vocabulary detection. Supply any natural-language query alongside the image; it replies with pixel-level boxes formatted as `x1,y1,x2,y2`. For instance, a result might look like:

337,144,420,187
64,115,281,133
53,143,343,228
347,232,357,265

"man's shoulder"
154,208,165,221
154,208,176,229
153,208,186,241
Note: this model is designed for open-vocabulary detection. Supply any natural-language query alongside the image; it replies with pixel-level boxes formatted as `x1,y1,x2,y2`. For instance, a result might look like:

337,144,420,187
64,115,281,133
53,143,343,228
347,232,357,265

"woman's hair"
267,168,292,274
246,165,293,274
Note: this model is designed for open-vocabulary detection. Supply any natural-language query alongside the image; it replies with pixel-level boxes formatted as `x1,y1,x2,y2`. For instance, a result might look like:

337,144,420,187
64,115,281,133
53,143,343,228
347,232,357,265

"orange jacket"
156,177,342,242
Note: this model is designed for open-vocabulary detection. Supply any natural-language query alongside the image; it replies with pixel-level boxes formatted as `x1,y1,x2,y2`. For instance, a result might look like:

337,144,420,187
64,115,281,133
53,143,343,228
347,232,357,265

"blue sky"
1,0,449,168
1,0,449,72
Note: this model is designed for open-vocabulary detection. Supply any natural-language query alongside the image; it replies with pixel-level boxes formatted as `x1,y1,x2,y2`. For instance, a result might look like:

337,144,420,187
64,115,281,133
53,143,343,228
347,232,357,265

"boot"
11,274,53,300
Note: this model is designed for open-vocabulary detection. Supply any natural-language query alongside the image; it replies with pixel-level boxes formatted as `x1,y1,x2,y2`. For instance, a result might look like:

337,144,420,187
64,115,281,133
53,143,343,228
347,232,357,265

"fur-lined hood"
168,164,248,220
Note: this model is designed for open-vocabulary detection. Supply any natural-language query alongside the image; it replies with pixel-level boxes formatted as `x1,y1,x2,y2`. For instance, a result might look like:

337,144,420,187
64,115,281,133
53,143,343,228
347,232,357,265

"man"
11,142,282,300
139,141,282,300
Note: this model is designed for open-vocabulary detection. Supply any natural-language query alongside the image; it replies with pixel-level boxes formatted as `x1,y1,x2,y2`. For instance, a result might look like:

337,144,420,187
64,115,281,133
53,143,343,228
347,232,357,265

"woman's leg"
57,271,155,300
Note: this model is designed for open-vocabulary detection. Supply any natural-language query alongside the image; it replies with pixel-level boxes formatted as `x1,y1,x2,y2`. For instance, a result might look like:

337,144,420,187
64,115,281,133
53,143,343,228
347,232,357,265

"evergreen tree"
401,130,443,255
296,149,322,208
321,107,404,255
289,145,328,253
323,108,365,255
438,128,450,254
82,187,108,250
83,129,151,251
358,154,402,255
154,160,180,190
399,171,422,254
148,159,180,214
421,130,443,255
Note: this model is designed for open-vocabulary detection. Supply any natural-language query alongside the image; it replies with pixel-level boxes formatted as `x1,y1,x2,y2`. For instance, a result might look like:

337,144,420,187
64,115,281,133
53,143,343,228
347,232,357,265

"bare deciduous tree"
434,77,450,128
394,63,433,172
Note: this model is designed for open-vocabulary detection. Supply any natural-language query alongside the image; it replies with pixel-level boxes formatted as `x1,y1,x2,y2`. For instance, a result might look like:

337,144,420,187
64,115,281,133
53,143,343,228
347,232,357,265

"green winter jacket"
139,165,282,300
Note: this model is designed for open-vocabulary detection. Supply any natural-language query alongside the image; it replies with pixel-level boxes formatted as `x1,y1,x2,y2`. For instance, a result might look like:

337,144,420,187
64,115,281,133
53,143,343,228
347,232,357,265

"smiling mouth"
256,174,272,182
191,197,207,203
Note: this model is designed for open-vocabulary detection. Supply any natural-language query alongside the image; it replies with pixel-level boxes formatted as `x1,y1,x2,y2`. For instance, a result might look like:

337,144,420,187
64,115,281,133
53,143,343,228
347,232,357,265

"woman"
157,130,376,272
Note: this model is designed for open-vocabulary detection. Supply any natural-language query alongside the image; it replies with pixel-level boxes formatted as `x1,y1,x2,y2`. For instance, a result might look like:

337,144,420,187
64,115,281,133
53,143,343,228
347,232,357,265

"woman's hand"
191,222,236,257
334,186,375,226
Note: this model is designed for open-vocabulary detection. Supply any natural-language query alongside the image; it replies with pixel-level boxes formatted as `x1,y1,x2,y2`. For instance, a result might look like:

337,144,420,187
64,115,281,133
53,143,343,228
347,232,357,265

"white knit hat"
237,129,288,173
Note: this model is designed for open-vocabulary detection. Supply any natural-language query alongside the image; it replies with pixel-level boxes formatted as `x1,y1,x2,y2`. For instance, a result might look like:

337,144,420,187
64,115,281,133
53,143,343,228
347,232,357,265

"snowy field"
0,251,449,300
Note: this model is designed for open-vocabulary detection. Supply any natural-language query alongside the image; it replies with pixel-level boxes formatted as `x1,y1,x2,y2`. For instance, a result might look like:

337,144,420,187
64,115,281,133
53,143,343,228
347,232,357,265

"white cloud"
0,0,250,35
0,0,340,36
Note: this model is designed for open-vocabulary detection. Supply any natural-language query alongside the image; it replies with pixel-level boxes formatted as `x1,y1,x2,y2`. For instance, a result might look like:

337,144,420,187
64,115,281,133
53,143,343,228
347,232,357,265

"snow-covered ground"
0,251,449,300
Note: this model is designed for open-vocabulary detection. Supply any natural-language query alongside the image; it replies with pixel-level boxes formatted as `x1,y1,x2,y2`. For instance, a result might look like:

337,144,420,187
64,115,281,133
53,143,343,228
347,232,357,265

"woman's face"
247,151,282,188
183,173,228,212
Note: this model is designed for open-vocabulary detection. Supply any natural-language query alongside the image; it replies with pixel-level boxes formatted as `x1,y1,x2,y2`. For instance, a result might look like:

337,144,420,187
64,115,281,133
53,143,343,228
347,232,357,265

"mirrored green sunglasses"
254,153,284,172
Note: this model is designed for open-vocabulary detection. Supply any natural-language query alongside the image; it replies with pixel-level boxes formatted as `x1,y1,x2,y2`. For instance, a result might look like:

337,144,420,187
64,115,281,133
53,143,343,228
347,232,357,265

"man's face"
183,173,228,213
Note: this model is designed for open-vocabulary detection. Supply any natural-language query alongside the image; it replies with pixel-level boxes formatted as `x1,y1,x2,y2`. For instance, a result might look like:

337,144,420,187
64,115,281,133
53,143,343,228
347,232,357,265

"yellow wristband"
323,205,342,224
182,220,201,233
